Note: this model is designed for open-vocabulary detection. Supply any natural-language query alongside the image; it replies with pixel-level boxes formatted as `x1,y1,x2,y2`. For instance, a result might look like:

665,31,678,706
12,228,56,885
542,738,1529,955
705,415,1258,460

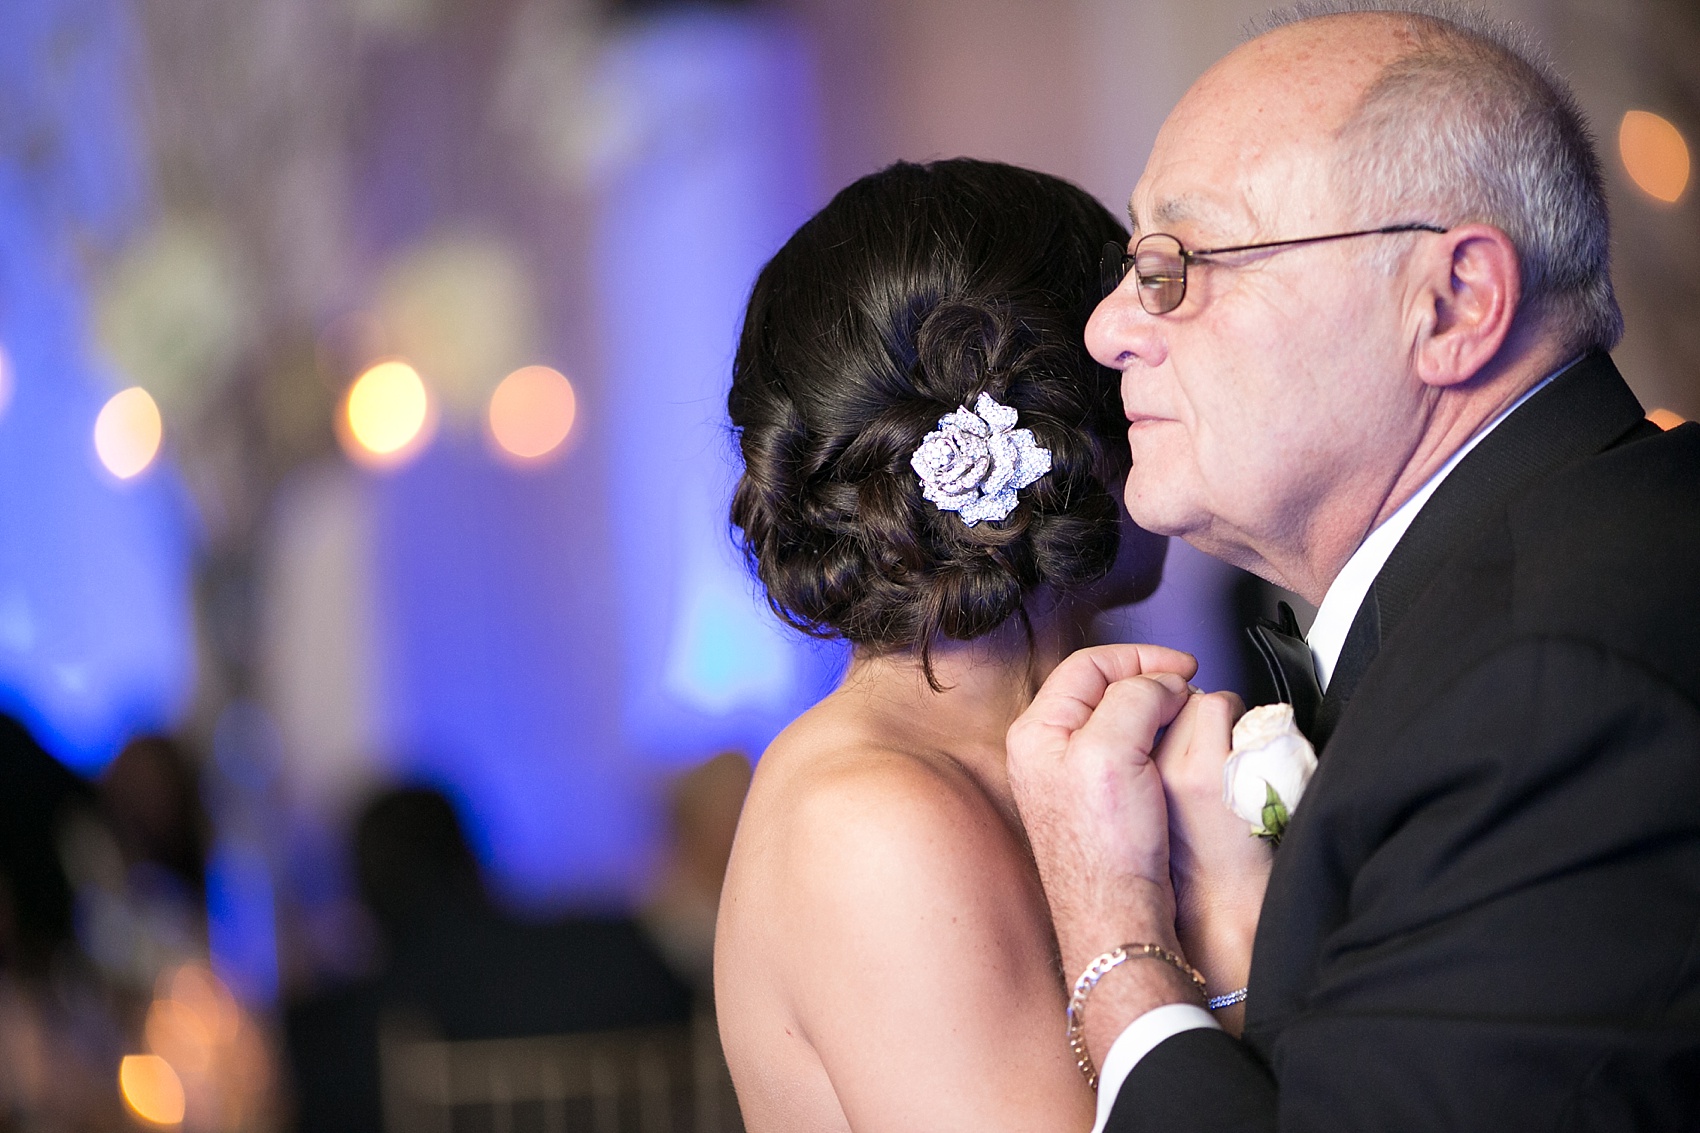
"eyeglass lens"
1100,236,1188,315
1133,234,1187,315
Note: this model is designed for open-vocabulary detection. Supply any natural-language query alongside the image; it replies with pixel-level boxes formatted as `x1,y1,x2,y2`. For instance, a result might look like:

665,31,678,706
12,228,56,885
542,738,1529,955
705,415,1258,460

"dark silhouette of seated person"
285,785,691,1133
0,714,92,981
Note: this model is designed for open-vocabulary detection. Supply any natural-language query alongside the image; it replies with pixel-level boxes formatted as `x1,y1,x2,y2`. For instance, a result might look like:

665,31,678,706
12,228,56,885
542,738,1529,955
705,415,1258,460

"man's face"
1088,25,1429,580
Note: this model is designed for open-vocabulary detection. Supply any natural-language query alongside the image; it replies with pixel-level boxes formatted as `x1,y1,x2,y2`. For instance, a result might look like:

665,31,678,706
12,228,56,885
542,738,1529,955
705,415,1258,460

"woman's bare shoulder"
743,696,1015,874
725,693,1045,978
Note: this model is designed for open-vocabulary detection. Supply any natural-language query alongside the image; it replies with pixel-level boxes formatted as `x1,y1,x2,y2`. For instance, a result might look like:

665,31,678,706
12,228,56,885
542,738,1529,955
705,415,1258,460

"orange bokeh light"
146,998,214,1076
340,359,433,468
94,386,163,479
166,961,241,1044
489,365,577,461
1648,408,1687,431
119,1054,186,1126
1620,110,1690,204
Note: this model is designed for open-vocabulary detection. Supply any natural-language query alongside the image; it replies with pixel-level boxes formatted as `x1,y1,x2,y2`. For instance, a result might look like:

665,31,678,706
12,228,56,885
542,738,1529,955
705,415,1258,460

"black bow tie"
1246,601,1324,743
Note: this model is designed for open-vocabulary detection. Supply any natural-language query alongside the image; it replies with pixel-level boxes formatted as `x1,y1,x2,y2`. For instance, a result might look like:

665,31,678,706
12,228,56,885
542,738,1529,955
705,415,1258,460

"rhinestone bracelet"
1065,943,1207,1090
1208,985,1249,1010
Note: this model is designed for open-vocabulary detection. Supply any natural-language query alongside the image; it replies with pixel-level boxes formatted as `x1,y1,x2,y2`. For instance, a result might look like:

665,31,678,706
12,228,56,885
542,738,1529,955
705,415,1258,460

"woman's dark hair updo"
728,158,1131,683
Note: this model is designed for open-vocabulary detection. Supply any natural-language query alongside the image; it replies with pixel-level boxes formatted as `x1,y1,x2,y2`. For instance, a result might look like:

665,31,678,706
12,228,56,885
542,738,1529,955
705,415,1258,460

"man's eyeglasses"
1100,224,1448,315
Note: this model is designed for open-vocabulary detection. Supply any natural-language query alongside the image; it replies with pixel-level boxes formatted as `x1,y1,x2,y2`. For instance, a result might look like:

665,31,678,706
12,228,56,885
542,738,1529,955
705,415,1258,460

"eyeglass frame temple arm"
1183,223,1449,261
1104,224,1448,299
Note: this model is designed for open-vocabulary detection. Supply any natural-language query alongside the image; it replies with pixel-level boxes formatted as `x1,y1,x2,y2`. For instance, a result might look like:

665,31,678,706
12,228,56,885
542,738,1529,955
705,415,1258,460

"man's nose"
1086,288,1168,371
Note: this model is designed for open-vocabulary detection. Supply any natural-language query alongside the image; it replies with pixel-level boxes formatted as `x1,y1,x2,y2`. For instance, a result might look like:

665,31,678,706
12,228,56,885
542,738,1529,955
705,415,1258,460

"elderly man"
1008,4,1700,1131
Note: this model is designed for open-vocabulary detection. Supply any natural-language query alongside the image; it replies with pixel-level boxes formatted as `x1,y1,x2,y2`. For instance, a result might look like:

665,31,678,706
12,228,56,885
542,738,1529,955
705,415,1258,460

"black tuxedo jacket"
1108,354,1700,1131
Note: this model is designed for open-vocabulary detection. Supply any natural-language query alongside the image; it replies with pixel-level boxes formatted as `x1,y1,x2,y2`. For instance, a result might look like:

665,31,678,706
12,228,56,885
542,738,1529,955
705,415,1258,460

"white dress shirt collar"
1306,364,1570,690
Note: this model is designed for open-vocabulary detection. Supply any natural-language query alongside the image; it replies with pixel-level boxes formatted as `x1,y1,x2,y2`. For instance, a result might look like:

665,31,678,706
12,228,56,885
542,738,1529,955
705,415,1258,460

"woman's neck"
836,594,1098,787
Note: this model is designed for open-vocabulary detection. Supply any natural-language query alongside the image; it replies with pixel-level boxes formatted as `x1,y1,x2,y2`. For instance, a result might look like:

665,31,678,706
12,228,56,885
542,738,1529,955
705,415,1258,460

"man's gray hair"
1253,1,1623,353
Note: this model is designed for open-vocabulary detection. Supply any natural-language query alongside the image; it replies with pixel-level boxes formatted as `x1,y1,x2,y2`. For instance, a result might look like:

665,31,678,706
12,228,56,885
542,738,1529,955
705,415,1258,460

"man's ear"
1411,223,1521,389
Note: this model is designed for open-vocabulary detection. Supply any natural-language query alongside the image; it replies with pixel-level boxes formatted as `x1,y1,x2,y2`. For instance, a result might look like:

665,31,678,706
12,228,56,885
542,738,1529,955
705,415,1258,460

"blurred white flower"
376,233,538,421
93,217,254,420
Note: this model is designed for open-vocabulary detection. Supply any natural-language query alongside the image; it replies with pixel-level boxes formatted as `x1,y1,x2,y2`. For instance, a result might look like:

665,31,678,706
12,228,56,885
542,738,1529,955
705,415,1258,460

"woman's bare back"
715,667,1096,1133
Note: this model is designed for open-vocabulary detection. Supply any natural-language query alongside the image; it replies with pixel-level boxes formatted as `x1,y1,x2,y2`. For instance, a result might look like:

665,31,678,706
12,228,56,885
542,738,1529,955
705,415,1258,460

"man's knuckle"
1105,677,1157,705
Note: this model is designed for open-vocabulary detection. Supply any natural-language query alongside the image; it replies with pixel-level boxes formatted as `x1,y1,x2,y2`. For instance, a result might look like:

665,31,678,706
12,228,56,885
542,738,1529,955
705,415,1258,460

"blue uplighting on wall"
343,7,843,906
368,432,650,904
597,9,846,762
0,0,196,773
206,839,280,1005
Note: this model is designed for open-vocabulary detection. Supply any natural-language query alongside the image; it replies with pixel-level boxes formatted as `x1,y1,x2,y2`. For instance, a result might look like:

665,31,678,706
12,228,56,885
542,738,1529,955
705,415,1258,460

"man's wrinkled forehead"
1127,137,1336,244
1125,192,1240,241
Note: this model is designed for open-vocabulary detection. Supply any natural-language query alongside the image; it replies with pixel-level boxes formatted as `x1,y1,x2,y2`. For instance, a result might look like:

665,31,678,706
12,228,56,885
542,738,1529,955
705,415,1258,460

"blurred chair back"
380,1013,741,1133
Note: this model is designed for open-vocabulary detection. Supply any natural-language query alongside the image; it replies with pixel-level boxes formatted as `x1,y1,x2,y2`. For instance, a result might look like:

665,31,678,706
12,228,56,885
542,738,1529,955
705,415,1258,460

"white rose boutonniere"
1222,703,1318,845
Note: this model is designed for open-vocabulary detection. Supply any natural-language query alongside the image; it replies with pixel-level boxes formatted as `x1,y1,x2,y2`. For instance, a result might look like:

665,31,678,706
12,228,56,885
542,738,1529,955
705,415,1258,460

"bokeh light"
1648,408,1687,430
341,359,432,467
93,386,163,479
489,365,577,461
146,999,214,1076
119,1054,186,1126
135,965,267,1131
167,961,242,1043
1620,110,1690,204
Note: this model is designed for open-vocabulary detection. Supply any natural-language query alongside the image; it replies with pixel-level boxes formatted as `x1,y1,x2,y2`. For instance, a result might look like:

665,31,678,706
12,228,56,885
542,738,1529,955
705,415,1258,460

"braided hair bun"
728,159,1131,676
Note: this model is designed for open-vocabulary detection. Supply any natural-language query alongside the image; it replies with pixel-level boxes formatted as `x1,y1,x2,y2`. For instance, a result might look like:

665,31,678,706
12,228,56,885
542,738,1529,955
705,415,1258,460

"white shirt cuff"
1089,1004,1221,1133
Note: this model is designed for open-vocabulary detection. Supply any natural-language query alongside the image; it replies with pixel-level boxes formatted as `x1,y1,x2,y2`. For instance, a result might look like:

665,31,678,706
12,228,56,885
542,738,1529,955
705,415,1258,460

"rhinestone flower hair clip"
909,392,1053,526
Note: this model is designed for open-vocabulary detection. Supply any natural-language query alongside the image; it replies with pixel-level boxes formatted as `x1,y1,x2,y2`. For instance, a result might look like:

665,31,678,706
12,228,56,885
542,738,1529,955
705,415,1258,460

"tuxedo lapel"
1247,602,1324,739
1311,353,1650,744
